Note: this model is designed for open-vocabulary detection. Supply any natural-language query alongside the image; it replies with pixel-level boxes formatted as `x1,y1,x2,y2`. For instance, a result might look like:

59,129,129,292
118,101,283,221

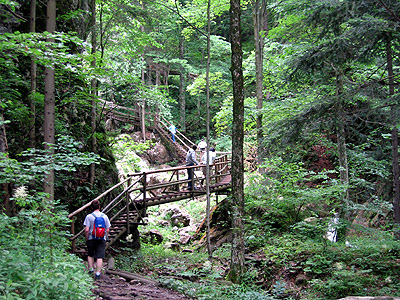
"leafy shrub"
310,269,375,299
0,214,93,300
159,277,276,300
304,254,333,276
245,158,345,231
0,136,101,300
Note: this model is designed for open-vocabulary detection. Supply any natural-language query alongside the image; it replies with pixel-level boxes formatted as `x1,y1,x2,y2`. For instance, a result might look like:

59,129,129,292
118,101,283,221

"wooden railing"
101,100,160,129
68,154,231,253
68,175,142,253
159,115,193,150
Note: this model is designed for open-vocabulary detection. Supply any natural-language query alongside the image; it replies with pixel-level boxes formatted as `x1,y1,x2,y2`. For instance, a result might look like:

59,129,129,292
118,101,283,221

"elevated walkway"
69,158,231,254
69,101,231,254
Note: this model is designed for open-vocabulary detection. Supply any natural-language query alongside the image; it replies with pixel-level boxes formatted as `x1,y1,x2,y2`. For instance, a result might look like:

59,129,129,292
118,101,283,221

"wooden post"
141,101,146,141
71,219,76,253
142,172,147,218
191,165,195,191
154,113,157,128
176,170,180,192
126,178,131,235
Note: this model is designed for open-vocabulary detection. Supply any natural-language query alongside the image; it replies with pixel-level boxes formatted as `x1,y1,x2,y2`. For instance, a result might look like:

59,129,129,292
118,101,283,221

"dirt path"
92,272,193,300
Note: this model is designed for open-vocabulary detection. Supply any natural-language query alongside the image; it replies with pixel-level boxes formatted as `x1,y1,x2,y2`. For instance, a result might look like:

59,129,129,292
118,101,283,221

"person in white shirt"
83,200,111,280
197,138,207,151
201,147,216,178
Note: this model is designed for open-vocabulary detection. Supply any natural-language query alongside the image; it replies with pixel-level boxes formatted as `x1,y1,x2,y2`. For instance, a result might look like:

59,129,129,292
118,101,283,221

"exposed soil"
93,272,193,300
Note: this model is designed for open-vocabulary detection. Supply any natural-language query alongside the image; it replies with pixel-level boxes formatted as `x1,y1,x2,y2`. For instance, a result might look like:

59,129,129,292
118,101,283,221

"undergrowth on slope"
114,197,400,300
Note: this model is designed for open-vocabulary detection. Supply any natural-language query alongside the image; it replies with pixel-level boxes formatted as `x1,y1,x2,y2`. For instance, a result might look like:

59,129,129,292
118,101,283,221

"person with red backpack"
84,199,111,280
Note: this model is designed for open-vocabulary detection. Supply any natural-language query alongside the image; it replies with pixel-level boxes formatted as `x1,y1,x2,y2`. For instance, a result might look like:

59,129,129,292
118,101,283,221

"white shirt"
201,151,216,164
198,140,207,150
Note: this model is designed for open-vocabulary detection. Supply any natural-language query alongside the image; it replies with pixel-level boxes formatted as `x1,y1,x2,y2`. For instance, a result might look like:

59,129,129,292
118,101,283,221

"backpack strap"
91,212,103,218
91,212,96,218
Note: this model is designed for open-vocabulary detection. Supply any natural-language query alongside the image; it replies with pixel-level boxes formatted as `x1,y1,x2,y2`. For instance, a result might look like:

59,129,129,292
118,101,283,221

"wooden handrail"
159,119,191,149
68,176,132,219
160,115,194,148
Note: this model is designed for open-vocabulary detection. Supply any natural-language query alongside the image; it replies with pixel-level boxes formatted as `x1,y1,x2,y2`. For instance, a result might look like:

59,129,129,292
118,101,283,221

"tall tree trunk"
156,66,161,86
228,0,245,283
0,108,12,216
43,0,56,201
29,0,37,148
335,69,350,219
253,0,267,171
140,3,146,141
89,0,97,186
141,98,146,141
99,1,105,60
387,35,400,238
205,0,212,258
179,36,186,132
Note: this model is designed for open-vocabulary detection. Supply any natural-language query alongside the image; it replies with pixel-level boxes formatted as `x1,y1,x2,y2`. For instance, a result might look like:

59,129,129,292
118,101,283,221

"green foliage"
309,269,375,299
159,276,275,300
258,231,400,299
187,72,229,97
213,96,259,137
112,134,151,173
304,254,333,275
0,135,100,187
0,135,101,299
0,214,93,300
0,31,89,69
245,157,345,230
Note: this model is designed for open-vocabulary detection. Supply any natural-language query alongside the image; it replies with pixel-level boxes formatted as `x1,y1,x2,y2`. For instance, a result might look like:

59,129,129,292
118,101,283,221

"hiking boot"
95,274,101,280
88,270,94,275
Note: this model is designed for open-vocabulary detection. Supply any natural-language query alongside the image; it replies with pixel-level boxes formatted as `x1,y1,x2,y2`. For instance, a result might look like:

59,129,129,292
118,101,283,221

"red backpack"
91,213,106,239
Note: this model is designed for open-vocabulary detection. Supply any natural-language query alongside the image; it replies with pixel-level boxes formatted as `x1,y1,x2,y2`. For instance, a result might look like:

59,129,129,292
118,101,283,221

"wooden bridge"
68,101,231,254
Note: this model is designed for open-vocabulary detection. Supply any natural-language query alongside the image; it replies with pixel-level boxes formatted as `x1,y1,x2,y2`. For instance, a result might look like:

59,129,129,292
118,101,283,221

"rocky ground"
92,272,193,300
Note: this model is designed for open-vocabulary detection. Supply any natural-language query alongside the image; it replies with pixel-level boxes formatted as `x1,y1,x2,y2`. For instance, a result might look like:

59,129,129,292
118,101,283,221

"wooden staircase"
155,124,187,163
68,101,232,255
107,211,141,249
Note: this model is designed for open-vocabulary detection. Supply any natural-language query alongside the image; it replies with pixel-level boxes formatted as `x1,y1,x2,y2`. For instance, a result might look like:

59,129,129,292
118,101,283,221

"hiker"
201,147,216,175
197,138,207,151
168,124,177,142
201,148,216,183
84,199,111,280
186,144,199,190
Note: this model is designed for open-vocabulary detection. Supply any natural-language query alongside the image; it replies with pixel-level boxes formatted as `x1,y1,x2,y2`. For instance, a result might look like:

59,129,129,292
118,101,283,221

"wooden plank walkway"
142,174,232,207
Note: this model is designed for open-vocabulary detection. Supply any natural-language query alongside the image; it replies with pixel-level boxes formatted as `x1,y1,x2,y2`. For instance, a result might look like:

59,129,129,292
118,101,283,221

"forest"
1,0,400,299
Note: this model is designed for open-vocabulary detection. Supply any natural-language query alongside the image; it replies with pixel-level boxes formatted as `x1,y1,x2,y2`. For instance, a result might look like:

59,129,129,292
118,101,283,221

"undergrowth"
114,199,400,300
0,214,93,300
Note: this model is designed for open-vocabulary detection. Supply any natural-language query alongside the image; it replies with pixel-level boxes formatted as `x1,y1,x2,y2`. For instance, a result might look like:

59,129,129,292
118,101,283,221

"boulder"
146,141,171,164
142,229,163,245
157,220,171,227
171,213,190,227
179,233,191,245
161,204,192,227
178,225,197,235
164,242,180,251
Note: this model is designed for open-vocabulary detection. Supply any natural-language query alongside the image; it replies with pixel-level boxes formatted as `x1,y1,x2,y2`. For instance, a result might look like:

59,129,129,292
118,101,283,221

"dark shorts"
86,239,106,259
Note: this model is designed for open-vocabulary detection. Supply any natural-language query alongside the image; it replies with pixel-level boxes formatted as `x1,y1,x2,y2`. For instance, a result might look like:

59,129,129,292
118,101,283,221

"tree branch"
377,0,400,23
2,4,27,22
